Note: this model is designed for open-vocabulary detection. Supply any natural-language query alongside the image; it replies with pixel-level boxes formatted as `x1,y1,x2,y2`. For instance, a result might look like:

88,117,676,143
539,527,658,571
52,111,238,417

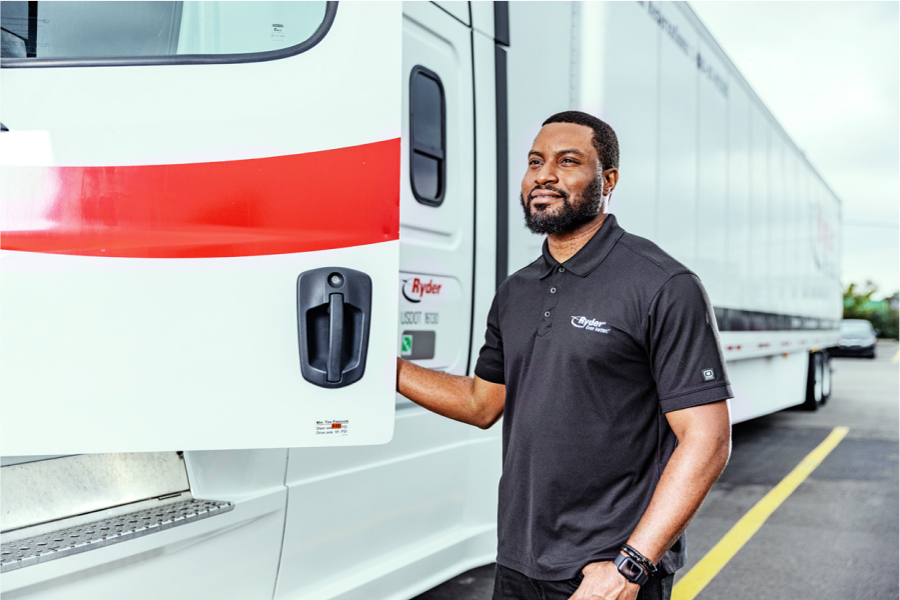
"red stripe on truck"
1,139,400,258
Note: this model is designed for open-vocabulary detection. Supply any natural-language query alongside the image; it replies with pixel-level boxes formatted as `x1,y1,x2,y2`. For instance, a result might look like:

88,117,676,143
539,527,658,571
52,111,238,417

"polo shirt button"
550,287,557,293
558,267,566,273
544,311,551,318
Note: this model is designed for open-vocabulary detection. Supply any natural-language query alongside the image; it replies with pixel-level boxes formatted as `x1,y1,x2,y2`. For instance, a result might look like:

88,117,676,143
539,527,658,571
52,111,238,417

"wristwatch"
614,553,649,586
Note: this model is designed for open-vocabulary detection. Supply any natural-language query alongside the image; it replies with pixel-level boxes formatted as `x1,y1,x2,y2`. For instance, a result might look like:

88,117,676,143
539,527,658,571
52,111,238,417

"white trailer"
0,2,842,599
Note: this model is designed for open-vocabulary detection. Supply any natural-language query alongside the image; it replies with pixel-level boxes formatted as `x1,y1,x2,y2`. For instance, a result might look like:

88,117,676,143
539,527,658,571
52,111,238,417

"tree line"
843,281,899,339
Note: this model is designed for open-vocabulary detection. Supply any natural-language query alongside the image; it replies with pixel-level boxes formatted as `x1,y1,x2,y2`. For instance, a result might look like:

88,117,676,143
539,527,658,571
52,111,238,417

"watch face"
619,557,642,579
615,554,648,585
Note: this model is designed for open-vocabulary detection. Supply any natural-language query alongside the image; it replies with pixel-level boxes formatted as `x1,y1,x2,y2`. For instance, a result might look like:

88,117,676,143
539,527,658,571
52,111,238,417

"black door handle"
327,294,344,383
297,267,372,388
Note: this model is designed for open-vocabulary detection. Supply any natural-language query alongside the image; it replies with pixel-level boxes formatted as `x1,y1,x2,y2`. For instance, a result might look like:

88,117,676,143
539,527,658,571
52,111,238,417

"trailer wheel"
820,353,832,404
803,352,824,411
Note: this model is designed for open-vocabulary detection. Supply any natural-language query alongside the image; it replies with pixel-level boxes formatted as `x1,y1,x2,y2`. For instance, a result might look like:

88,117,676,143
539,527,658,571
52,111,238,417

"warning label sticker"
316,420,349,436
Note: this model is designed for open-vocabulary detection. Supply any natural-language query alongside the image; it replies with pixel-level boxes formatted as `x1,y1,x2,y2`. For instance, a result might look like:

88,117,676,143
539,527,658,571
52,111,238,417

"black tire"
803,352,824,411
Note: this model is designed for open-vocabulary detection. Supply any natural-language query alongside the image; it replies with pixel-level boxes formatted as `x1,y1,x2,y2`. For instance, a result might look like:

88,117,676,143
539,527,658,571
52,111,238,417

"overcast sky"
689,1,899,299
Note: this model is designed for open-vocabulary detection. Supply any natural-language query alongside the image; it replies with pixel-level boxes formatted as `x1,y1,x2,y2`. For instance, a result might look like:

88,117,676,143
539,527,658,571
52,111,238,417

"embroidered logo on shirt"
570,316,610,333
702,368,715,381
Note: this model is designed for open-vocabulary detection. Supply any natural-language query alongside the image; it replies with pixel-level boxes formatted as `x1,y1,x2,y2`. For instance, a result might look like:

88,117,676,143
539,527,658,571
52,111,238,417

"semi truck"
0,2,842,599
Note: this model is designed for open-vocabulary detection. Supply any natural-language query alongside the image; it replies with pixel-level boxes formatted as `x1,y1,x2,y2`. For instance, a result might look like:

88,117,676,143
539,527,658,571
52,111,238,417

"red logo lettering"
401,278,443,303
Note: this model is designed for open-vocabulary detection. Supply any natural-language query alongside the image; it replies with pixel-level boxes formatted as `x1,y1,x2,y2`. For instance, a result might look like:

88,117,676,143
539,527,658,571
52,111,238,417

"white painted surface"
748,104,770,312
183,448,288,503
1,2,403,455
726,351,809,423
275,406,500,600
469,1,494,40
398,0,475,379
727,85,752,310
694,35,729,305
655,4,700,269
432,1,469,26
1,241,399,454
469,29,499,374
398,272,467,371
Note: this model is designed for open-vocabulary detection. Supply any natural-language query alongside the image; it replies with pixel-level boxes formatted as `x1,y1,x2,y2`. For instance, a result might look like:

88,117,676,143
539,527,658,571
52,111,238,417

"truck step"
0,498,233,573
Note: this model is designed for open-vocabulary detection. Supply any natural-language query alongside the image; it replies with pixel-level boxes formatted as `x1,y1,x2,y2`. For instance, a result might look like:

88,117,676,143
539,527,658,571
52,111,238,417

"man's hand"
568,561,640,600
396,358,505,429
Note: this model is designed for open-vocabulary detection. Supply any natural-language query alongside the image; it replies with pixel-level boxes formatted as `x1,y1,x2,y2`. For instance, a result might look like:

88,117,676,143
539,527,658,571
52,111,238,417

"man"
397,111,732,600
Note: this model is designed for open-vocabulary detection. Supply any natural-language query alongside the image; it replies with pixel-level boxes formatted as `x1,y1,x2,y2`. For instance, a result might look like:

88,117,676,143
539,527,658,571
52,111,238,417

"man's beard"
521,176,604,235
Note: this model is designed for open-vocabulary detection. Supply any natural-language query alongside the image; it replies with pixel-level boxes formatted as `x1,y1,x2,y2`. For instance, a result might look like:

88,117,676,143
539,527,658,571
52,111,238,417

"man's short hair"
542,111,619,170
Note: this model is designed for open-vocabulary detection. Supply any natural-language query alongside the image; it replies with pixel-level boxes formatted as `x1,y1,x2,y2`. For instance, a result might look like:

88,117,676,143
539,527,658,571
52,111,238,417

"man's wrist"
581,561,641,590
611,543,659,586
614,553,649,586
620,543,658,576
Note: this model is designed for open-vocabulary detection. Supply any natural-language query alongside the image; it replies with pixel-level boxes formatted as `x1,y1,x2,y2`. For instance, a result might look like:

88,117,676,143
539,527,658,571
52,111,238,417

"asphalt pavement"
414,342,900,600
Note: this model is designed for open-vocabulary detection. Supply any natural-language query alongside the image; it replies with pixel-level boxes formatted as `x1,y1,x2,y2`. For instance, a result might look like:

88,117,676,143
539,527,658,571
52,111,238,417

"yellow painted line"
891,350,898,364
673,426,850,600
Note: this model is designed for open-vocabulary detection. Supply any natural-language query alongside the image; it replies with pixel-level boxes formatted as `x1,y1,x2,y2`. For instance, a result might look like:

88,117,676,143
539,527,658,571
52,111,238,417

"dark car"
829,319,878,358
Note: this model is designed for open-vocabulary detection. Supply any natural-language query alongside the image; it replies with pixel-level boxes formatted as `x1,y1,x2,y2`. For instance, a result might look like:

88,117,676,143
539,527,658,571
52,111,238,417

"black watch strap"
621,544,658,576
614,553,649,586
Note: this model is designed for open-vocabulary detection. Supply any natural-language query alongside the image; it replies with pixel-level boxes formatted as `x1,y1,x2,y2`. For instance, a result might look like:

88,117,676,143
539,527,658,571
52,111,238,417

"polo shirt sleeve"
474,293,505,384
647,273,733,413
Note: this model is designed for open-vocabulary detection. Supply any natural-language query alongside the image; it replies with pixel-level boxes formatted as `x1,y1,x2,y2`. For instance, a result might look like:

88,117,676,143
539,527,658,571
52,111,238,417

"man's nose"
534,163,558,185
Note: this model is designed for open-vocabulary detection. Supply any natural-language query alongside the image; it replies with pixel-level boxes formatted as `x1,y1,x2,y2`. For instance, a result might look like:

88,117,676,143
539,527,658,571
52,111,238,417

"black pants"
492,563,673,600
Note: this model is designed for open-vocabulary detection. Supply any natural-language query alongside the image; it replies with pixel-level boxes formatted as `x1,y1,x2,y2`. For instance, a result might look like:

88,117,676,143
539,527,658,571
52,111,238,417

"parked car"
829,319,878,358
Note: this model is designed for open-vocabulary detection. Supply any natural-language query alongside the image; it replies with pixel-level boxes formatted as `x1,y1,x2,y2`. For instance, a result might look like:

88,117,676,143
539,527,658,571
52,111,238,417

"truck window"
0,1,330,63
409,66,446,206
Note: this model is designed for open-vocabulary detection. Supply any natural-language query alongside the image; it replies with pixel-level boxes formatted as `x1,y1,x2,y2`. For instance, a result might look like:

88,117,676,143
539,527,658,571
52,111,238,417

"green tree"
843,281,878,315
843,281,899,339
872,292,900,340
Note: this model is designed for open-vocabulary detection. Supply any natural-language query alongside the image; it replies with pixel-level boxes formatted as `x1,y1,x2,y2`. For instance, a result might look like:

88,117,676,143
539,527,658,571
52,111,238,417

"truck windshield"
0,1,327,60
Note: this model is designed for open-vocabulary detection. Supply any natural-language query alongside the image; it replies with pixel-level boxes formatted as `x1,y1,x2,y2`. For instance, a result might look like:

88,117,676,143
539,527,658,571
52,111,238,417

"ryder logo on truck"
571,316,610,333
401,278,442,303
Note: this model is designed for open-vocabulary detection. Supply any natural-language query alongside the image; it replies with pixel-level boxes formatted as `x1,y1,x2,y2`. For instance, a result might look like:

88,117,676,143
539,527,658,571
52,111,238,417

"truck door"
397,1,476,377
271,5,480,598
0,2,402,454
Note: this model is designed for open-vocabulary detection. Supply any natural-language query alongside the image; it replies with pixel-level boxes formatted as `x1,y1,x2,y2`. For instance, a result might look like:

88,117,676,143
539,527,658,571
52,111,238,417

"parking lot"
416,342,900,600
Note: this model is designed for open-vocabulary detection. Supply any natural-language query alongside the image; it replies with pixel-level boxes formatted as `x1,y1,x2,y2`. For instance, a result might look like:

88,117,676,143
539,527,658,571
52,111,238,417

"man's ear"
602,168,619,196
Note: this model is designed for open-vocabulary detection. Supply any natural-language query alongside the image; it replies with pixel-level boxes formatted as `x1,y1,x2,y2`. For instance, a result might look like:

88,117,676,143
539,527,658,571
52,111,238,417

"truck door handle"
327,294,344,383
297,267,372,388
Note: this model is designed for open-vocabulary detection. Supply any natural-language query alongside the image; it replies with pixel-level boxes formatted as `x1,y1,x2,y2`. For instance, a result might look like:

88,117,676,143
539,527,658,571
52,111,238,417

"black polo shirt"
475,214,732,580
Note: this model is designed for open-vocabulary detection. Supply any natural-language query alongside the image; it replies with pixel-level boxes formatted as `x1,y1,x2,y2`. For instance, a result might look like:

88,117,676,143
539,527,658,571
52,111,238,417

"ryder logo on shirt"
570,316,610,333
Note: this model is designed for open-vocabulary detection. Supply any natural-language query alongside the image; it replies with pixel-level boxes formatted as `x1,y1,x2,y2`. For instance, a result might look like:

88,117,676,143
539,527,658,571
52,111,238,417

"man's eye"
561,158,577,164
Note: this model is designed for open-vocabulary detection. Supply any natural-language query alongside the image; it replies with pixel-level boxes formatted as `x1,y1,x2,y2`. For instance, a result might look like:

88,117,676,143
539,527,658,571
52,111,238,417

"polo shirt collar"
539,213,625,279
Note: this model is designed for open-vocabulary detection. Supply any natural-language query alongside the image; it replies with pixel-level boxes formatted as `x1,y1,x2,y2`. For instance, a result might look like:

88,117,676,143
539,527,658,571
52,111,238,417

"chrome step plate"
1,498,233,572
